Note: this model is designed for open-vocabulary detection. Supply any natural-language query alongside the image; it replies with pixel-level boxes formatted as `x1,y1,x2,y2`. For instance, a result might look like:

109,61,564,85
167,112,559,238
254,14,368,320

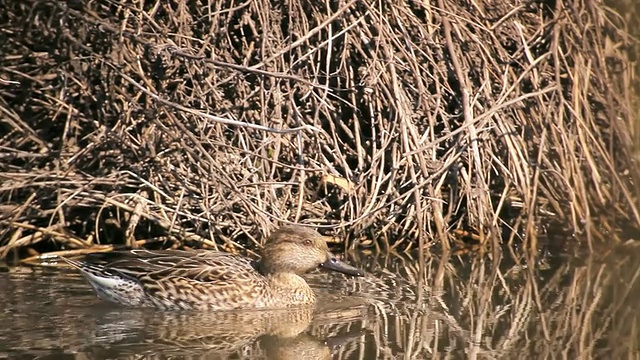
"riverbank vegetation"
1,0,638,262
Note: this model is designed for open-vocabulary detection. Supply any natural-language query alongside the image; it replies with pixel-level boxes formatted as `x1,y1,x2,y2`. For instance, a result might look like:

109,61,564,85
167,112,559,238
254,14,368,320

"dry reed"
0,0,638,259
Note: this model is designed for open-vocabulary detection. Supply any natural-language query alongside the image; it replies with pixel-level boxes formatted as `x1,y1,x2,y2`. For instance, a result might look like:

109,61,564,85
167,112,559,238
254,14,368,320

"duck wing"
83,250,253,278
82,249,270,310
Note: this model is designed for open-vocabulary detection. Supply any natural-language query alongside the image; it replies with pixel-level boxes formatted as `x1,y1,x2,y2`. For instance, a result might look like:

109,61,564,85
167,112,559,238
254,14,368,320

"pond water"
1,244,640,359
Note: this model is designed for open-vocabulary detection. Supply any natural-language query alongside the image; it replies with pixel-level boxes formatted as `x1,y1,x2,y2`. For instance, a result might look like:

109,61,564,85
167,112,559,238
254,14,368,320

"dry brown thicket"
1,0,638,260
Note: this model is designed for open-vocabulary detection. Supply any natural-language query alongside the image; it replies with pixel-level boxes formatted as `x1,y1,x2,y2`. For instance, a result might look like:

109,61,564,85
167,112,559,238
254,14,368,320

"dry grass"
0,0,638,259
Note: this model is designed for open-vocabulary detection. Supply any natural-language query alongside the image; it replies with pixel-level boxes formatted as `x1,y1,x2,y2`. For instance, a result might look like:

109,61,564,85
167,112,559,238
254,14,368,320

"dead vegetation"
0,0,638,260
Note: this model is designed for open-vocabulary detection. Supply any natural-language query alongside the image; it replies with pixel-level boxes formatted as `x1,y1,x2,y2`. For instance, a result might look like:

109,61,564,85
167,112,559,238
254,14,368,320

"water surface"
2,244,640,359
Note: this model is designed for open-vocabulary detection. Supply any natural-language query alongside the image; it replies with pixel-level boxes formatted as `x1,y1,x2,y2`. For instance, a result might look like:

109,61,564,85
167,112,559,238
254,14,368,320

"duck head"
258,225,364,277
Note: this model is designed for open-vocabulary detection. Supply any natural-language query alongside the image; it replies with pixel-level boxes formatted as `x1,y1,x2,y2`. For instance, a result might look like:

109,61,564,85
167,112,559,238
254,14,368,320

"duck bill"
321,254,364,277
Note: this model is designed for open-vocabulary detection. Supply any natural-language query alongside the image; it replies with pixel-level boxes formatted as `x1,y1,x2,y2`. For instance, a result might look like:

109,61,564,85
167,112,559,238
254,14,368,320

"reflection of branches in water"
311,247,640,359
525,245,640,358
308,251,474,358
3,247,640,358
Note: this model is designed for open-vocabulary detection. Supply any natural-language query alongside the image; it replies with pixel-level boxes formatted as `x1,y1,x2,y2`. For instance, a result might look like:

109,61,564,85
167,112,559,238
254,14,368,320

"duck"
61,225,364,310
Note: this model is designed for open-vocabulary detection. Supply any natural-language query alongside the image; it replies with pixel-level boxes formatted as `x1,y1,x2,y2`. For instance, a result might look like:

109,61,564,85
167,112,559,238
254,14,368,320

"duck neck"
255,258,276,276
265,272,316,306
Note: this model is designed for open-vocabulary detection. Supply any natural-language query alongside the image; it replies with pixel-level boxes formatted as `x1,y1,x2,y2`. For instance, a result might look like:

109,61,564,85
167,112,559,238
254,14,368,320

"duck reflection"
83,300,368,359
260,331,363,360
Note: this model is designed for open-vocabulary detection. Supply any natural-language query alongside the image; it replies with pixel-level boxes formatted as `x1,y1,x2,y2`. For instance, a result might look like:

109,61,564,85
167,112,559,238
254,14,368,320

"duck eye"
302,239,313,246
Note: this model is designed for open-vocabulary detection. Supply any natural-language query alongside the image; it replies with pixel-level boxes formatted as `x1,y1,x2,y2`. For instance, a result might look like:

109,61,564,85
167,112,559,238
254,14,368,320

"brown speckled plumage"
61,225,363,310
